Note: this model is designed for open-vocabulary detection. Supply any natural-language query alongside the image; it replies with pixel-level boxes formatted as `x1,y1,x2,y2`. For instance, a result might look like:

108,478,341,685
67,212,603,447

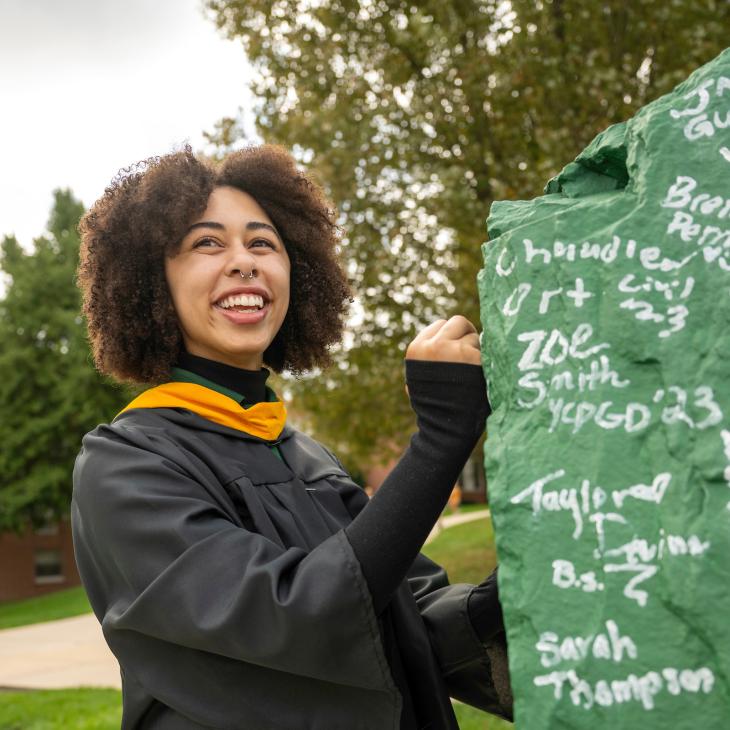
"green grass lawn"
422,515,497,585
0,587,92,630
0,689,122,730
453,701,513,730
0,689,510,730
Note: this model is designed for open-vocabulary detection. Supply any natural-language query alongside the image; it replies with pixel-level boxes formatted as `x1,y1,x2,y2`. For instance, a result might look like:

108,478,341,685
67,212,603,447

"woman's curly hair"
78,145,351,384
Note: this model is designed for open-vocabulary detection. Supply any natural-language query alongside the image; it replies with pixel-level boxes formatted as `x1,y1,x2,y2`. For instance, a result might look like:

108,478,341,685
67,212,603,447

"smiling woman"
71,145,512,729
77,146,350,382
166,186,292,371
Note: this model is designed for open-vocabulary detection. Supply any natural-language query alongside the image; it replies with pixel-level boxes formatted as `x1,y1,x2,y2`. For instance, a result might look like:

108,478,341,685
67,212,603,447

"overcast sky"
0,0,257,247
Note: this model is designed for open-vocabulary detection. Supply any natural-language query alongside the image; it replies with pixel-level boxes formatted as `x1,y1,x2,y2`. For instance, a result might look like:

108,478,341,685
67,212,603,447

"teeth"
217,294,265,309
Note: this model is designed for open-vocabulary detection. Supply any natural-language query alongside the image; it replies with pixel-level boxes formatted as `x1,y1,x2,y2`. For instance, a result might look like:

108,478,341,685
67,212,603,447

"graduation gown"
71,402,510,729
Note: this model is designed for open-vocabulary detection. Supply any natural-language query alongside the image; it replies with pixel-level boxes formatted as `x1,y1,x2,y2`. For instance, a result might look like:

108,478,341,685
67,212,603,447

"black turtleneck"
176,351,269,407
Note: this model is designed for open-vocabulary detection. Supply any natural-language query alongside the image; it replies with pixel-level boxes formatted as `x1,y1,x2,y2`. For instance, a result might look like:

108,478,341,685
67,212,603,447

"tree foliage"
0,191,131,531
203,0,729,466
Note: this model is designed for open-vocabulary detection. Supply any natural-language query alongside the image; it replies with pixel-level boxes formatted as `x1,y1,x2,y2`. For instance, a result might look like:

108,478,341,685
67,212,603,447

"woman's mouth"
215,293,266,312
213,295,270,324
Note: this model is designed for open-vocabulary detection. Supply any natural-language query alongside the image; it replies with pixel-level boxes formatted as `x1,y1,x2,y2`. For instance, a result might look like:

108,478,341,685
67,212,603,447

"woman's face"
165,186,291,370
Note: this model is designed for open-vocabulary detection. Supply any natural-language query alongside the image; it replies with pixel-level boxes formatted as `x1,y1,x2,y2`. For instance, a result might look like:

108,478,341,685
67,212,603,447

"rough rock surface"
479,48,730,729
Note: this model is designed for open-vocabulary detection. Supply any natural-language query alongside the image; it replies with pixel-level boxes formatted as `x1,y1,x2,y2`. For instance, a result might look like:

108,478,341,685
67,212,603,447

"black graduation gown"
71,406,509,729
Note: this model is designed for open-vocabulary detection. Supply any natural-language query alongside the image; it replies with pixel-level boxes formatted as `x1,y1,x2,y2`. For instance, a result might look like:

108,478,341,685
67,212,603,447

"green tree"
0,191,131,531
203,0,729,467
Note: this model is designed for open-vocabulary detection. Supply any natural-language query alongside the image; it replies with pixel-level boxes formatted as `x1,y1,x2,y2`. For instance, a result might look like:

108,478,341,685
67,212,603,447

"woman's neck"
175,351,270,406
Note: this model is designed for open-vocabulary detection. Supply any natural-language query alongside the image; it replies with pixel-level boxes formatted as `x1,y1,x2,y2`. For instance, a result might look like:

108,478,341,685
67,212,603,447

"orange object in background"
448,485,462,511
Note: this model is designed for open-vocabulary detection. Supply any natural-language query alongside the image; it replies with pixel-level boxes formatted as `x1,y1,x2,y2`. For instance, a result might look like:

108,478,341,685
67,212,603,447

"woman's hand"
406,316,481,365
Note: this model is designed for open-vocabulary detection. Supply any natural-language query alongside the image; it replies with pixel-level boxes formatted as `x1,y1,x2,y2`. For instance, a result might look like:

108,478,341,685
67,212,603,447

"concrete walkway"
0,508,491,691
0,613,121,690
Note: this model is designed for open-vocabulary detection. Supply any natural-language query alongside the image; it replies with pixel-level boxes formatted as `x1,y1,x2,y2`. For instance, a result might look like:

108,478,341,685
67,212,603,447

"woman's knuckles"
406,340,479,363
406,316,481,362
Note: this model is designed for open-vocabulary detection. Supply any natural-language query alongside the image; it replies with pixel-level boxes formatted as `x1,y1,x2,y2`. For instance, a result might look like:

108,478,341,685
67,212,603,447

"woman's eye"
194,238,221,249
251,238,275,249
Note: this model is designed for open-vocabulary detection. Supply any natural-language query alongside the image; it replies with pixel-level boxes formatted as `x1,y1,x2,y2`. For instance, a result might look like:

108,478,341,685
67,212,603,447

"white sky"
0,0,258,247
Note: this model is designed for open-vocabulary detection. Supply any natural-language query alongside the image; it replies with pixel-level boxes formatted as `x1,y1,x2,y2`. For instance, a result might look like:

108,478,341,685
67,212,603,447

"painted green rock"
479,48,730,728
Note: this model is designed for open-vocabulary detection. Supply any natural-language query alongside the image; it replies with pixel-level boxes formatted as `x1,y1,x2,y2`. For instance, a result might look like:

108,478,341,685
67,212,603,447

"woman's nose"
227,248,258,278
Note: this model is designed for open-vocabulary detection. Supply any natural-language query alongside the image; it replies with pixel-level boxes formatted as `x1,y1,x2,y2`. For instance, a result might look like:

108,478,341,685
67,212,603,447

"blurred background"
0,1,727,727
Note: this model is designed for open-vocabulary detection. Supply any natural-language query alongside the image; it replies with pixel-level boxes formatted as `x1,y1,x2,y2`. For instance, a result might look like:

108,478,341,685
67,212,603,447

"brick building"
0,517,80,603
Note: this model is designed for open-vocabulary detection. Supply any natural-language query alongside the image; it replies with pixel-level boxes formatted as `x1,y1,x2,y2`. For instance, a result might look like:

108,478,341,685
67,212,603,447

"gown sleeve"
407,554,514,721
71,422,397,728
323,437,514,720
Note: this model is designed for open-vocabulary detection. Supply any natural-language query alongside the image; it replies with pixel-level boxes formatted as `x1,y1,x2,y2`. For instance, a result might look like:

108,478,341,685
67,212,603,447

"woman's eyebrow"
247,221,280,238
186,221,225,234
185,220,280,239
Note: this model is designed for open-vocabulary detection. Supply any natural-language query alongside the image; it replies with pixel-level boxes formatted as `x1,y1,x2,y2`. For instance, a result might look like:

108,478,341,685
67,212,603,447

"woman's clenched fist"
405,316,482,366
